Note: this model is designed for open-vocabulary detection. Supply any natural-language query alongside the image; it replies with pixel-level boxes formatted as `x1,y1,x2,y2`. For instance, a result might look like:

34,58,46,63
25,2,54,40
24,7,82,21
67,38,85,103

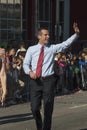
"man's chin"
44,42,48,45
45,40,49,44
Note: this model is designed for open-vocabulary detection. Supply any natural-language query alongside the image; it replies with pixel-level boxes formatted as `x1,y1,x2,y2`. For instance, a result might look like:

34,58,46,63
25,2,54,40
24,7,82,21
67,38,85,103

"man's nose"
47,35,49,38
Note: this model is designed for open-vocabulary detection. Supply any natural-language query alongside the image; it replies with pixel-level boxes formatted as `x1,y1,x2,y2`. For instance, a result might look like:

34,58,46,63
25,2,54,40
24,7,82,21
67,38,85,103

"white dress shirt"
23,34,78,77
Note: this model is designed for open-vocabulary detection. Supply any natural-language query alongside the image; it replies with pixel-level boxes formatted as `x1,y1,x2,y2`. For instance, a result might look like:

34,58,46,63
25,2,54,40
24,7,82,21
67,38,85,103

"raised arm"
52,22,80,53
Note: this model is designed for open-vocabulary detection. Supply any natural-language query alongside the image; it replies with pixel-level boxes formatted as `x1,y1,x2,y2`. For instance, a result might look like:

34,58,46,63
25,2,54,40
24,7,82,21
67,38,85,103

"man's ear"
37,34,41,40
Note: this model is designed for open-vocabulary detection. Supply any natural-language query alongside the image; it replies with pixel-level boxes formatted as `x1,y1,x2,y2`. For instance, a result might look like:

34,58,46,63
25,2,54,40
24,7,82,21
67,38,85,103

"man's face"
38,29,50,45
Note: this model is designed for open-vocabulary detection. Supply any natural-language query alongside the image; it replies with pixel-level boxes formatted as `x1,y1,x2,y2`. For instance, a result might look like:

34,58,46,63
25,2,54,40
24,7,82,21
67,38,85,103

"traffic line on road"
69,104,87,109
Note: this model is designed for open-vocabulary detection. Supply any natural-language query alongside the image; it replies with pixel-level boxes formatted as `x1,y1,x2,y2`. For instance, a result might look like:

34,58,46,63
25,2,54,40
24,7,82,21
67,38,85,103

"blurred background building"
0,0,87,52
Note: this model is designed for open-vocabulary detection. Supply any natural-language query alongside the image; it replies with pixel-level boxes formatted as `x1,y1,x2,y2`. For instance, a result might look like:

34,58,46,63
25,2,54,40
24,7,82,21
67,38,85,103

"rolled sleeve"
53,33,78,53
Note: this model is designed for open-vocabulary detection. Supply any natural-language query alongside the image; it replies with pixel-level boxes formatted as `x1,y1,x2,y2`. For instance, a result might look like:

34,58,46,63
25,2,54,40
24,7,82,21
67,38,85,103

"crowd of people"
0,42,27,107
54,49,87,95
0,43,87,107
0,28,87,130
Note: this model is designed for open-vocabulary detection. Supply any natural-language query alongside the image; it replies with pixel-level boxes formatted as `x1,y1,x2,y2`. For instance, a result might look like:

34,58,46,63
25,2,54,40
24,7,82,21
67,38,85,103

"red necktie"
36,46,44,78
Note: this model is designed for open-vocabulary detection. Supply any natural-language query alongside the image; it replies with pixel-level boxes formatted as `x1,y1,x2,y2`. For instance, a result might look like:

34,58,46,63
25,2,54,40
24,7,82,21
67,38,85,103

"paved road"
0,90,87,130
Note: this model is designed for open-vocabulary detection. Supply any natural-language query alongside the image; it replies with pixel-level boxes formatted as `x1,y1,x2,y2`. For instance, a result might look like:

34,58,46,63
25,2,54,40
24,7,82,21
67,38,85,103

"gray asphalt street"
0,90,87,130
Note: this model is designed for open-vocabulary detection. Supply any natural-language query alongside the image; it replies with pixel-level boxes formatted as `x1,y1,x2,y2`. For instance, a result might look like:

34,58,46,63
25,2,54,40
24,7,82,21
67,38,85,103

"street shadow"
80,128,87,130
0,113,33,125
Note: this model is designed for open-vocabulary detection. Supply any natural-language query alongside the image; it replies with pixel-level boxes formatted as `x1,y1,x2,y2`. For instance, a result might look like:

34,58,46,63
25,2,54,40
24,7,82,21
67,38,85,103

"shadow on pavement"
80,128,87,130
0,113,33,125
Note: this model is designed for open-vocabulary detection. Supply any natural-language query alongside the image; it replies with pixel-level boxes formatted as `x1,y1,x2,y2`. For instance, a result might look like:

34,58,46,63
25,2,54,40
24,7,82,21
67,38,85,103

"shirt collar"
38,42,50,48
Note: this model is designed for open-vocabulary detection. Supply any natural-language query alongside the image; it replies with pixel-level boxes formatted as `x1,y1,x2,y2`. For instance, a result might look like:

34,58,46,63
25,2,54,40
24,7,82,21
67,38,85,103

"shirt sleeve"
23,47,32,75
52,33,78,53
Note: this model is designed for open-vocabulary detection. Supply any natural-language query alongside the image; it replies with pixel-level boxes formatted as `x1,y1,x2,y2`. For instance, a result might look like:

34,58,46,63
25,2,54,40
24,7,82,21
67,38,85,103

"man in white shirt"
23,23,80,130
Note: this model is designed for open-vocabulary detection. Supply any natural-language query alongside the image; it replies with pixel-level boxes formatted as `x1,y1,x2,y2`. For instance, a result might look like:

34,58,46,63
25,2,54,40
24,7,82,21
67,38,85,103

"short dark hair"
36,27,49,37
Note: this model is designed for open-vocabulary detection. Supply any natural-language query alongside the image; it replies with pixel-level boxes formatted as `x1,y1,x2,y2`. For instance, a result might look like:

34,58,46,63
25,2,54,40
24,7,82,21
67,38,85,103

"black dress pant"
29,75,56,130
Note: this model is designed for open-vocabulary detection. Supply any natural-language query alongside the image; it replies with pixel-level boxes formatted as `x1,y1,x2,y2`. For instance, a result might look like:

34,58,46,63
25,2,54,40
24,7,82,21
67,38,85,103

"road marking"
69,104,87,109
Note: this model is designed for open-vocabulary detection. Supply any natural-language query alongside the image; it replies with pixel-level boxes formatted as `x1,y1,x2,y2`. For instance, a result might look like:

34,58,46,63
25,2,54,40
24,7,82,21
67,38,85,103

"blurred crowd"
0,43,87,107
54,49,87,95
0,42,28,107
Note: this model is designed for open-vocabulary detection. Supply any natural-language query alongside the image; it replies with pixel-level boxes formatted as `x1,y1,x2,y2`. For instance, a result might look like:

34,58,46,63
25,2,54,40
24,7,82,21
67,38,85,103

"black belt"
38,74,54,81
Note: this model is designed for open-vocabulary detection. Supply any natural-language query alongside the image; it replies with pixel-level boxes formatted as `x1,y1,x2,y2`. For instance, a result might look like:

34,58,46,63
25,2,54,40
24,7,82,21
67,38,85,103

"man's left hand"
73,22,80,35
